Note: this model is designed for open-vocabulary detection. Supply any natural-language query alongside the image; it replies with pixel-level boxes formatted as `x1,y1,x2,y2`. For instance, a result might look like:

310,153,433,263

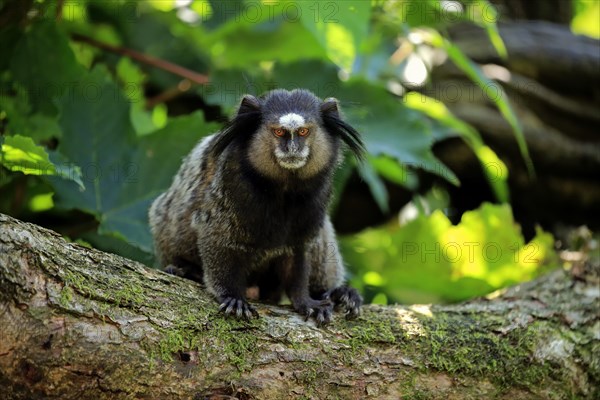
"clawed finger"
218,297,259,319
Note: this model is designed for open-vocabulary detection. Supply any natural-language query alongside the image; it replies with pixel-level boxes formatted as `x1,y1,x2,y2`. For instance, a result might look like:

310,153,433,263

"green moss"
144,310,263,377
58,285,74,308
62,270,88,293
338,309,397,360
295,360,325,398
415,313,557,388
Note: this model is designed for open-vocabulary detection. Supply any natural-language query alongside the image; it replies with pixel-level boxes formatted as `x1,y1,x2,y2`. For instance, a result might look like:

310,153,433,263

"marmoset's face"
268,112,314,170
247,93,337,180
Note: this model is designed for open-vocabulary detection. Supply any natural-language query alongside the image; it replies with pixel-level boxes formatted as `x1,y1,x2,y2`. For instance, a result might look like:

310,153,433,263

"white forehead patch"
279,113,305,130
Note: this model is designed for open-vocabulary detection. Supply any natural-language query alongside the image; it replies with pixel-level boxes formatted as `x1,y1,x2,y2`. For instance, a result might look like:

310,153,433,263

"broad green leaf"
205,0,245,28
90,8,209,90
116,58,159,136
207,14,327,68
0,135,83,188
330,153,356,214
0,85,62,142
299,1,371,71
50,66,220,252
80,232,157,265
100,112,220,251
10,21,86,115
201,68,273,111
341,203,558,304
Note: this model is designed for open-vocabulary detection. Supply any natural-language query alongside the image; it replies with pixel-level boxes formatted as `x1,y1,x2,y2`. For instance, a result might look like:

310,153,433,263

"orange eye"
298,127,310,137
273,128,285,137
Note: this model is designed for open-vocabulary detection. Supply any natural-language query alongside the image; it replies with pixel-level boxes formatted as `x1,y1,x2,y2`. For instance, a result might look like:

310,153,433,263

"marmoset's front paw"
218,296,259,319
294,298,333,326
327,286,362,320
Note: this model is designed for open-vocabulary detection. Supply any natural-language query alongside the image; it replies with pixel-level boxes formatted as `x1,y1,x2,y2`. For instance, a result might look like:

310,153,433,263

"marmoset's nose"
286,137,301,153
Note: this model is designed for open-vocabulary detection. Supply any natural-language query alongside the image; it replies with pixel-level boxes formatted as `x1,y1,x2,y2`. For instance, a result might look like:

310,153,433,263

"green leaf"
299,1,371,71
369,155,419,190
0,135,83,188
10,21,86,115
405,92,509,202
201,68,272,111
341,203,559,304
467,0,507,59
116,58,159,136
49,67,220,252
0,86,62,142
337,79,459,185
357,158,390,214
207,13,327,68
572,0,600,38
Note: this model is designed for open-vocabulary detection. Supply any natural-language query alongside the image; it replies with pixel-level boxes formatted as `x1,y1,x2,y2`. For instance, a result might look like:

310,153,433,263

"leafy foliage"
0,135,82,187
0,0,567,304
341,203,558,304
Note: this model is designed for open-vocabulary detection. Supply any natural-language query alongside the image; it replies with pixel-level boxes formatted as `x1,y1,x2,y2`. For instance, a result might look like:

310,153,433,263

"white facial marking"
279,113,305,131
275,146,310,170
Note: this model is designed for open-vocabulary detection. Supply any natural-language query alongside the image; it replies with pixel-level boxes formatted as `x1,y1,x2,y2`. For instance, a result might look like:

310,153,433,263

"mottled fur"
149,89,363,324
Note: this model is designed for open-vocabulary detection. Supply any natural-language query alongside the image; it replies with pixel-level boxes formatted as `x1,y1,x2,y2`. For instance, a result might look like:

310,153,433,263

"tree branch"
71,33,210,86
0,214,598,399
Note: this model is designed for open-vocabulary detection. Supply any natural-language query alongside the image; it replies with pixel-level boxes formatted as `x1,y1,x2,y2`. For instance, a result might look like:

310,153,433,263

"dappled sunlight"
1,140,54,175
3,146,48,165
394,307,427,337
409,304,433,318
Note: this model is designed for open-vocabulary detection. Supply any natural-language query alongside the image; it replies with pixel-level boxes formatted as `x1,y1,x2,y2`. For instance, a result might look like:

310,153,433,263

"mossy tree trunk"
0,213,598,399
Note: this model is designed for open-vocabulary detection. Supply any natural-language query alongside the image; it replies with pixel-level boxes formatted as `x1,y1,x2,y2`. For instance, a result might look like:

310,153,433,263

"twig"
71,33,210,86
145,79,194,109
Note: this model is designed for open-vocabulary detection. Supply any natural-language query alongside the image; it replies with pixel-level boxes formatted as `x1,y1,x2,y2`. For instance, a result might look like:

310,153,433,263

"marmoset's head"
212,89,364,180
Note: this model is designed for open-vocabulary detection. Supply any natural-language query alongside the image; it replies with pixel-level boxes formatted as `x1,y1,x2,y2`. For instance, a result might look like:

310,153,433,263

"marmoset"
149,89,364,325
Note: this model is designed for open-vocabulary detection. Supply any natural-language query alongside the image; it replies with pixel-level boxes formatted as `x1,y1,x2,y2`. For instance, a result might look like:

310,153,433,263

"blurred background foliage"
0,0,597,305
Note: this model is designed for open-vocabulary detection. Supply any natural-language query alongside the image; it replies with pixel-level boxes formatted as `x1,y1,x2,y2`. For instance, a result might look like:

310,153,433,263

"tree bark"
0,213,598,399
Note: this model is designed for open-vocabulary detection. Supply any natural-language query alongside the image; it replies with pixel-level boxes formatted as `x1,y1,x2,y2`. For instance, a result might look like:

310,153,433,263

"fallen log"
0,213,598,399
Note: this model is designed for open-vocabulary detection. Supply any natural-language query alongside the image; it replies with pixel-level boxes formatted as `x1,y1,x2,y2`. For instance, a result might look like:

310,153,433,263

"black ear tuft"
237,95,261,115
211,95,262,156
321,98,365,161
321,98,340,117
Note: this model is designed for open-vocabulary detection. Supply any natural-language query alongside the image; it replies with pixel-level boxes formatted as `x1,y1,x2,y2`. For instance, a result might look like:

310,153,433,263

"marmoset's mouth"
277,155,308,170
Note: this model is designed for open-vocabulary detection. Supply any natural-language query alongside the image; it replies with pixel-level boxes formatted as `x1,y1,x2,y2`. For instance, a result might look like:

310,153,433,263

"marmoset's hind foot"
218,296,259,319
327,286,362,319
294,298,333,326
